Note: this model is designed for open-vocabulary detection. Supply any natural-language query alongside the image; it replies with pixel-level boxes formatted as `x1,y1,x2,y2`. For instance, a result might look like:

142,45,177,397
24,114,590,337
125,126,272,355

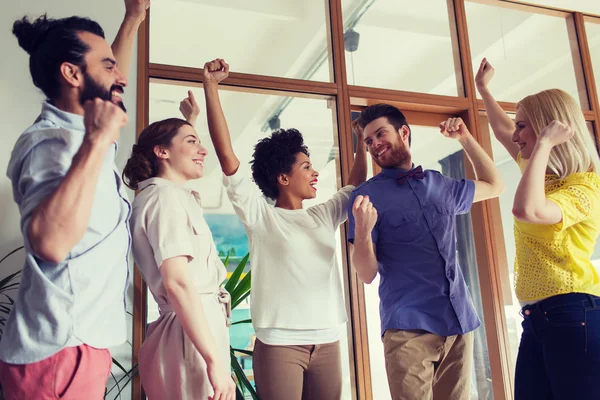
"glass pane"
586,18,600,109
147,82,354,396
361,124,494,399
466,1,589,109
488,116,521,381
586,122,600,274
149,0,332,82
588,121,599,154
340,0,463,96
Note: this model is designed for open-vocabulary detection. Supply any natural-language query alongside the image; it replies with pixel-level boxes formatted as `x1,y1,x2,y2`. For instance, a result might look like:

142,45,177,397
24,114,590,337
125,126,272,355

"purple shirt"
348,167,480,337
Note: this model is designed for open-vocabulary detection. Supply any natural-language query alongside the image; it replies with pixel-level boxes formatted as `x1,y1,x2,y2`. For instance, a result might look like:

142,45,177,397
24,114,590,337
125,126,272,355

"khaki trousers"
383,329,474,400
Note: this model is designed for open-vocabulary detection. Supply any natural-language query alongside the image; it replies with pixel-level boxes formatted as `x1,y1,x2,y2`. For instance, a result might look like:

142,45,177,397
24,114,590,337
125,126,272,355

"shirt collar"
138,177,201,197
380,163,417,178
40,101,85,132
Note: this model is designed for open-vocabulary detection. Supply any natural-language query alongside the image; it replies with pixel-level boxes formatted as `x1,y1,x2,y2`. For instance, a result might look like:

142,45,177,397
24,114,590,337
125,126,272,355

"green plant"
223,253,258,400
0,246,24,400
0,246,24,339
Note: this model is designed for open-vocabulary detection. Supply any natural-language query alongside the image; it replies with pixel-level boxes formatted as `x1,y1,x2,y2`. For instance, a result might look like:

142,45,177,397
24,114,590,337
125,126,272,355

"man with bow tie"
347,103,505,400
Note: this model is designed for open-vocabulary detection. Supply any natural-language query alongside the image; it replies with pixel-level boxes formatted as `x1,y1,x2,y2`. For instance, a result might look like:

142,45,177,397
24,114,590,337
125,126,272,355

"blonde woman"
476,58,600,399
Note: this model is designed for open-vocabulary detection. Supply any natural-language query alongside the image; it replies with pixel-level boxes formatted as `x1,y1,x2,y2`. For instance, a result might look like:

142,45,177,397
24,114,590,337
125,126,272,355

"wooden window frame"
132,1,600,399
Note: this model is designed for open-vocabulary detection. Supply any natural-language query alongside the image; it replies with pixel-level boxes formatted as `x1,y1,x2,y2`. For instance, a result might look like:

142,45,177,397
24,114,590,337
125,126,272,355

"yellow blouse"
513,156,600,301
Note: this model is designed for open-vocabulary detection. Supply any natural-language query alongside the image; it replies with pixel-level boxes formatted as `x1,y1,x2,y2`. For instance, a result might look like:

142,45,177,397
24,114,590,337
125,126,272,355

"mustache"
110,85,125,94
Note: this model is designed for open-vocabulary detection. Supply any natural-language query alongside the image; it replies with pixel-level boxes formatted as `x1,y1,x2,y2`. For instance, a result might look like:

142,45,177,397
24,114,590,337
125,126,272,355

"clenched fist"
439,117,470,140
203,59,230,85
352,195,378,238
539,120,574,147
83,99,128,147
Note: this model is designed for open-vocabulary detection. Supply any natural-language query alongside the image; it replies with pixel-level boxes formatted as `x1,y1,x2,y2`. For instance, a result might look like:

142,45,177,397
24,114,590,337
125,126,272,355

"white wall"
0,1,138,398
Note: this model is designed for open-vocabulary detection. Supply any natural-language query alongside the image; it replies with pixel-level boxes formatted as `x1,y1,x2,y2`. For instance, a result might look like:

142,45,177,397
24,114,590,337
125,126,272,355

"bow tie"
397,165,424,185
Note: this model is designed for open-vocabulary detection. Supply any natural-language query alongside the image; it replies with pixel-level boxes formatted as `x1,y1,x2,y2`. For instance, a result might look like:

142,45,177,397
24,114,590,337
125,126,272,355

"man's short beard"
80,71,126,112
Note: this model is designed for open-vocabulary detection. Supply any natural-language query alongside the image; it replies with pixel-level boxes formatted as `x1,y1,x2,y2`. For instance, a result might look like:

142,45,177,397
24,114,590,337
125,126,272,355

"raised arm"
203,59,240,176
475,58,520,161
111,0,150,79
439,117,505,203
347,119,368,187
512,121,570,224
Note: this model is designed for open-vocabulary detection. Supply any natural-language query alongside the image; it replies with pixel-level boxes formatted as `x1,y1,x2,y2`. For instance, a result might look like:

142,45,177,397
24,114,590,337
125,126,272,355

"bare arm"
350,195,379,284
161,257,236,399
28,100,127,263
203,59,240,176
347,120,368,187
440,117,505,203
111,0,149,79
475,58,519,161
513,121,570,224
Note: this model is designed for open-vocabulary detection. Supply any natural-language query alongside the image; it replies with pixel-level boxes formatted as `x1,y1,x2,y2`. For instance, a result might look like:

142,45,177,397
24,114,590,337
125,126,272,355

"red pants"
0,344,112,400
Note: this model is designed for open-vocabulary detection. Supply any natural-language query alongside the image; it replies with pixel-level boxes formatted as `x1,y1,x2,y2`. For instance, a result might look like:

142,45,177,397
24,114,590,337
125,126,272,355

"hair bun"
12,15,56,55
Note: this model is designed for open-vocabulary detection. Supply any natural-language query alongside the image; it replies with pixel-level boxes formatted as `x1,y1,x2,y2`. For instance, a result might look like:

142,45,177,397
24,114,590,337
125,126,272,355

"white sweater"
223,171,354,341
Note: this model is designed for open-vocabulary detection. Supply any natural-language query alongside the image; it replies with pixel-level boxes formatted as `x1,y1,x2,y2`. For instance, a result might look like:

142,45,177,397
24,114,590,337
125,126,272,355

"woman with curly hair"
476,57,600,399
193,58,367,400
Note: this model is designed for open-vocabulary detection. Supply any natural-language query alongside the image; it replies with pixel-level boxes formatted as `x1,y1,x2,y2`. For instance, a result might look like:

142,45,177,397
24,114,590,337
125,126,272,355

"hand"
203,59,229,85
124,0,150,23
206,361,236,400
352,119,364,140
538,120,574,147
83,99,128,146
439,117,470,140
180,90,201,126
352,195,378,238
475,58,494,93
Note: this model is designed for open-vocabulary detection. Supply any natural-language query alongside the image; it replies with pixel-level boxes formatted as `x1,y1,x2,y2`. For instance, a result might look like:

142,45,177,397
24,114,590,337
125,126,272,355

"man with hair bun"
0,1,149,398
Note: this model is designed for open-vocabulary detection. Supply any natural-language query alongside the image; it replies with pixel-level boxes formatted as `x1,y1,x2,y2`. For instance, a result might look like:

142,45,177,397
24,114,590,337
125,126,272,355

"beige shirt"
130,178,227,309
129,178,231,399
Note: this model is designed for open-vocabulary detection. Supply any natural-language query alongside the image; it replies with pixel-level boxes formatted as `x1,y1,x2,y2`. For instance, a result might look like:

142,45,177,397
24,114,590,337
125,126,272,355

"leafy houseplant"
223,253,258,400
0,247,23,338
0,246,24,400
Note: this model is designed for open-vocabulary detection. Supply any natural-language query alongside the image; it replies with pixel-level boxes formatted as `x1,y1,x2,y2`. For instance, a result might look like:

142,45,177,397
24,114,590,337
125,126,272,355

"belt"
158,287,232,327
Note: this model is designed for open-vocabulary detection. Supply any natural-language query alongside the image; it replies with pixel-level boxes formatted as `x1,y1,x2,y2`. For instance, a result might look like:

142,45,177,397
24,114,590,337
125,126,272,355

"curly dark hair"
250,128,310,200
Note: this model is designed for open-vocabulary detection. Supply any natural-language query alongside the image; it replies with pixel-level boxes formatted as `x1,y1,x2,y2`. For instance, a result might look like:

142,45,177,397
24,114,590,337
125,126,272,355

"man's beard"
80,72,126,112
373,145,411,169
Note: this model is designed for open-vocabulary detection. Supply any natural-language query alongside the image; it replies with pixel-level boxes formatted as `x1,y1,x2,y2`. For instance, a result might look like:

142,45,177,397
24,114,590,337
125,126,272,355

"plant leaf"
111,357,129,375
231,348,253,356
223,252,230,268
230,351,258,400
0,270,22,291
0,246,24,266
224,253,249,294
230,270,251,307
232,318,252,326
232,290,251,310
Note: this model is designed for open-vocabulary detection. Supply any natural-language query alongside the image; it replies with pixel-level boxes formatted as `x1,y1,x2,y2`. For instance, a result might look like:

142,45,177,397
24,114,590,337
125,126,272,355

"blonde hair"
517,89,600,179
